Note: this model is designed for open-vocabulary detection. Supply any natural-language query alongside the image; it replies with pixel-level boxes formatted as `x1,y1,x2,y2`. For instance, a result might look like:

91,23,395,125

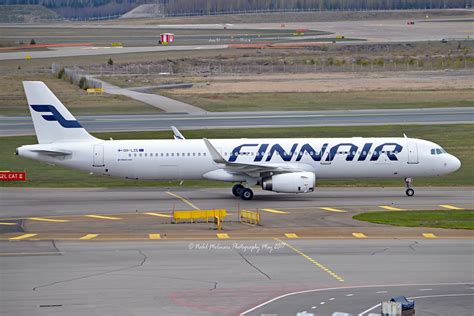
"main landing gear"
404,177,415,197
232,183,254,200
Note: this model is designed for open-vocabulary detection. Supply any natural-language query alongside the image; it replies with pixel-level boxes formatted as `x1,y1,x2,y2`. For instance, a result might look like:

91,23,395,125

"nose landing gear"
405,177,415,197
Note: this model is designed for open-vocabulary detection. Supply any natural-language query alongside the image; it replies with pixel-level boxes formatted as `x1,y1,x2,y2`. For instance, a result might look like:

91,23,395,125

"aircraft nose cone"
445,154,461,173
451,155,461,172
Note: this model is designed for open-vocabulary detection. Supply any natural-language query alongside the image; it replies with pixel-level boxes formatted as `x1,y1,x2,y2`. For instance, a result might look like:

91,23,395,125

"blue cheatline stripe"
30,104,82,128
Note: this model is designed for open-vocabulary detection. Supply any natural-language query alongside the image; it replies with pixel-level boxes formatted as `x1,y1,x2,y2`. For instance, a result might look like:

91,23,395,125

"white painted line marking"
311,306,317,309
376,291,387,294
419,288,433,291
329,298,335,301
346,294,354,297
240,282,469,315
320,302,325,305
358,293,474,316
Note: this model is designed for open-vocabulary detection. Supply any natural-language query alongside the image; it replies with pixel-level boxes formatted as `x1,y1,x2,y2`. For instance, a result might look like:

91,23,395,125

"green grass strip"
353,210,474,230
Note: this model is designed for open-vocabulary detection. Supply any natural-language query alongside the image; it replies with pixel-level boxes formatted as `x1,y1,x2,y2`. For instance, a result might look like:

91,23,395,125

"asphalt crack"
409,240,419,251
238,252,271,280
33,249,147,291
371,247,389,256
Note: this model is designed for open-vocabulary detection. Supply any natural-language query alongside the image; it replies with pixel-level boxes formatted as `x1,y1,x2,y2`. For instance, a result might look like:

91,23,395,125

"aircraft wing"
203,138,303,177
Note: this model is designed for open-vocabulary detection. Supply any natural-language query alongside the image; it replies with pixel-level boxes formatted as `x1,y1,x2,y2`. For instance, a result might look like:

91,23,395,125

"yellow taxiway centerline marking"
80,234,98,240
217,233,229,239
148,234,161,240
423,233,438,239
379,206,405,211
439,204,464,210
144,212,172,218
352,232,367,238
9,233,38,240
0,222,17,226
320,207,347,213
85,215,122,220
28,217,70,223
166,191,200,210
260,208,289,214
275,238,344,282
285,233,299,239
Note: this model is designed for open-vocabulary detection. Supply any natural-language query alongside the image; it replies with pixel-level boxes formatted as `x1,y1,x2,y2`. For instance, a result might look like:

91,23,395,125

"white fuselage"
18,137,461,182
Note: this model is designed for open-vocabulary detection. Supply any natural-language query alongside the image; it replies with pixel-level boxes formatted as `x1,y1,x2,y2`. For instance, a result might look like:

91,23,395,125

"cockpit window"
431,148,447,155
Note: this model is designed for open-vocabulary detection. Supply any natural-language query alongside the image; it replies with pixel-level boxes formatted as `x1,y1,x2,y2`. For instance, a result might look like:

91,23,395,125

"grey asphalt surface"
0,239,472,316
1,187,472,219
0,44,228,60
0,18,472,60
95,78,207,114
1,107,472,136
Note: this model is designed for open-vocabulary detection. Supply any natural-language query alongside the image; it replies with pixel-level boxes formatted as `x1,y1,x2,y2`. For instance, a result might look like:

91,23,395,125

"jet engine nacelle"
261,172,315,193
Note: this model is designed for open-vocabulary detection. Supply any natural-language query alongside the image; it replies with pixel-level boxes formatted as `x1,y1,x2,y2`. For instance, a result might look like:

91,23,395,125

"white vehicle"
17,81,461,200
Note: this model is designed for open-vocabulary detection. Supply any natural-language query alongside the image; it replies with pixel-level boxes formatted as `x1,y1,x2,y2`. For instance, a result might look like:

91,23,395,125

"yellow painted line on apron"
85,215,122,220
80,234,98,240
275,238,344,282
166,191,200,210
439,204,464,210
379,205,405,211
217,233,229,239
260,208,289,214
352,232,367,238
28,217,70,223
9,233,37,240
285,233,299,239
0,222,17,226
148,234,161,240
320,207,347,213
144,212,172,218
423,233,437,239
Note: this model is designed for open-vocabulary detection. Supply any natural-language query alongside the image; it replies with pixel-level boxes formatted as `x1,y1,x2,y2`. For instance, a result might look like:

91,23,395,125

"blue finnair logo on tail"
30,104,82,128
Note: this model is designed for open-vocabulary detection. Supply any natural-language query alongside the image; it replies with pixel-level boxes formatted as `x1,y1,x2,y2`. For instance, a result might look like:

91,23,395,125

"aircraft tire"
405,188,415,197
240,188,254,200
232,184,244,197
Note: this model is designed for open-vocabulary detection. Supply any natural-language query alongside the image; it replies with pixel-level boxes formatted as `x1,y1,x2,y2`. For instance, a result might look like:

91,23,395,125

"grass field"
164,90,474,112
1,124,472,188
0,74,161,116
353,210,474,230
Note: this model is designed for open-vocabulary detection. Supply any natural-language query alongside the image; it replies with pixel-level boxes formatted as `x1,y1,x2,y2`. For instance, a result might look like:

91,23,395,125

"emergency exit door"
93,144,105,167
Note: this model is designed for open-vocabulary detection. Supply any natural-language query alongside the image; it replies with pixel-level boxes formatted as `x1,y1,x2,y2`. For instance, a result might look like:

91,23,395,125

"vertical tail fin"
23,81,96,144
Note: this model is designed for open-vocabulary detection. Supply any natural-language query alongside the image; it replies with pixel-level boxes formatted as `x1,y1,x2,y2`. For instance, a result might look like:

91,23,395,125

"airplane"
17,81,461,200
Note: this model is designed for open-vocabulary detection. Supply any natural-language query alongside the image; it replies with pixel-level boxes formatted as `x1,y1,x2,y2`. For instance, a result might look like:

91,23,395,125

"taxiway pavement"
0,187,472,241
0,239,472,316
1,107,472,136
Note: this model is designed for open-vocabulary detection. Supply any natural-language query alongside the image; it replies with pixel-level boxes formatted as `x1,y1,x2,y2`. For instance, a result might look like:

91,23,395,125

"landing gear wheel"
240,188,254,200
232,184,244,197
404,177,414,197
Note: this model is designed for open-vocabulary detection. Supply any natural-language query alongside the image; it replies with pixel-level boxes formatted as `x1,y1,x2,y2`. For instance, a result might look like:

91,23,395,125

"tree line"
162,0,471,15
